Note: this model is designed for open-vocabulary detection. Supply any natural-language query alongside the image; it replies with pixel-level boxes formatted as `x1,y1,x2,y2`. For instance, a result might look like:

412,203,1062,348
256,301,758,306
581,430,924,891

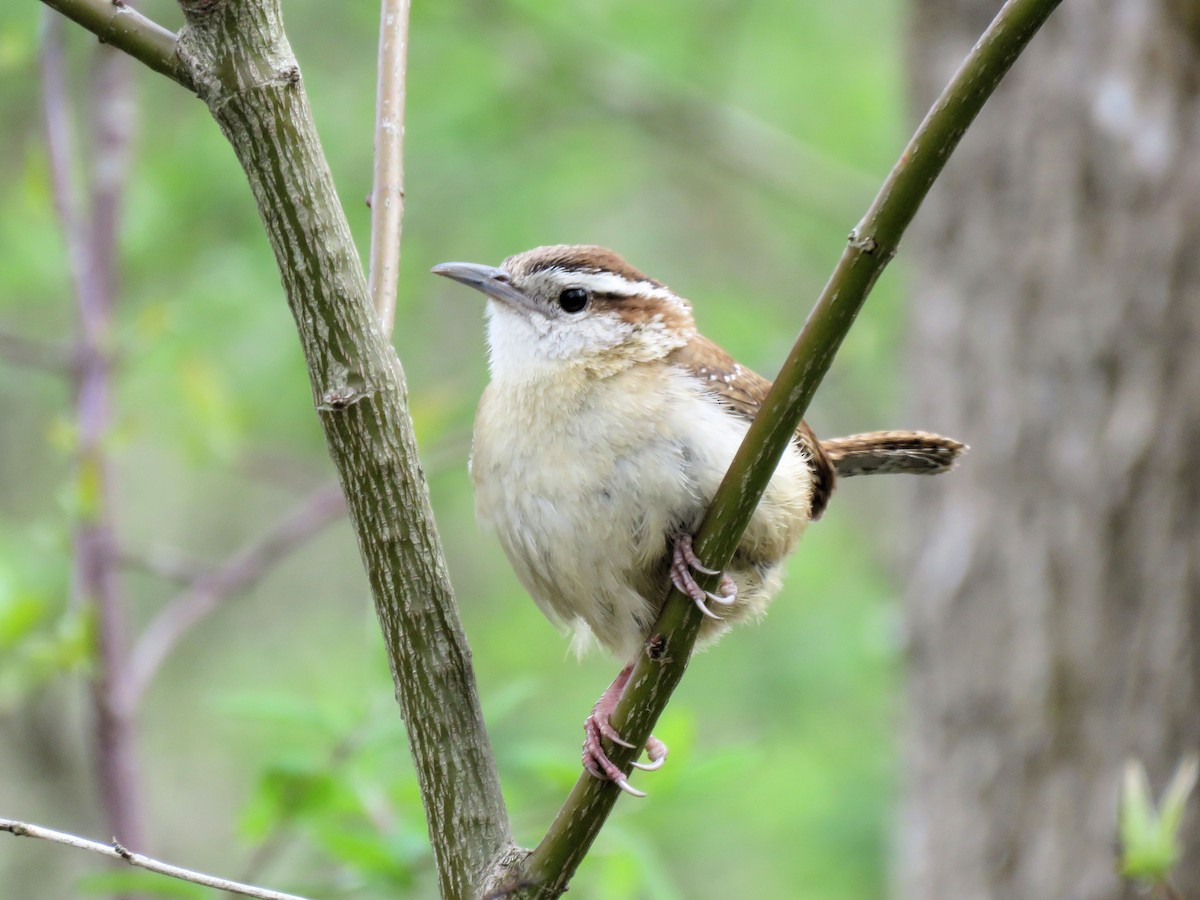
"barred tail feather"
821,430,967,477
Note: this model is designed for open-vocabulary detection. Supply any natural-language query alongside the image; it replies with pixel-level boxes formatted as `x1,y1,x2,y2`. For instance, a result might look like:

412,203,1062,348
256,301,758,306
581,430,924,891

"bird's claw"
584,713,653,797
596,715,635,749
677,534,720,575
671,534,737,618
582,666,669,797
580,535,729,791
630,736,669,771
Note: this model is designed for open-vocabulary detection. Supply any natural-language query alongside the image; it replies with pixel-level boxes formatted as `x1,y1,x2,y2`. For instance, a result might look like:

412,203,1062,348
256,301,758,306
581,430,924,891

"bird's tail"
821,430,967,478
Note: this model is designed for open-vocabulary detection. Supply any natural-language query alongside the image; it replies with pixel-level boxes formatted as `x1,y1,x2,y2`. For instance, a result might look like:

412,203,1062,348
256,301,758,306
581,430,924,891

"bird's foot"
670,533,737,619
582,664,668,798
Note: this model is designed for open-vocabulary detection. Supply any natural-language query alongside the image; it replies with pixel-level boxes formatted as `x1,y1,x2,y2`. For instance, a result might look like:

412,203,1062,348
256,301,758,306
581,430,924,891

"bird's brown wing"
667,334,837,519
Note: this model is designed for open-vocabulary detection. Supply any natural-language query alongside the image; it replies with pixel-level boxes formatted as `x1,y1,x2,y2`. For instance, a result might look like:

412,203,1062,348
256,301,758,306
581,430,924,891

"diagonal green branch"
39,0,194,91
516,0,1064,894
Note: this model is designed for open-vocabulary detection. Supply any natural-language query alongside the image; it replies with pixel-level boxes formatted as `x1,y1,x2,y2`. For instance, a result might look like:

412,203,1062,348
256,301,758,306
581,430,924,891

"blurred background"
2,1,1197,899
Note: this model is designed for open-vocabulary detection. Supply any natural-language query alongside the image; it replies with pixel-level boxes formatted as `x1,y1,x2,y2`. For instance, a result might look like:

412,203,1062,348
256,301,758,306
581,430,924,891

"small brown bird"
433,245,965,796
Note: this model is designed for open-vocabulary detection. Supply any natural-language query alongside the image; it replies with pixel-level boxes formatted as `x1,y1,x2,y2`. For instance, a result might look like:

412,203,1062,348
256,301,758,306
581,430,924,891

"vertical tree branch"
42,14,146,854
367,0,410,336
516,0,1064,894
82,37,142,857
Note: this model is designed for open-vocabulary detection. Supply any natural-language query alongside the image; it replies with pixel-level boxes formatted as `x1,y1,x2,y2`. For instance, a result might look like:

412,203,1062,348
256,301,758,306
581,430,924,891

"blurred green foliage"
0,1,919,897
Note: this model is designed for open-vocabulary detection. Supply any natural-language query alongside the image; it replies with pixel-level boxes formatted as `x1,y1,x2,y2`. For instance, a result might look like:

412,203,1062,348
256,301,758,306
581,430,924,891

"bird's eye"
558,287,589,313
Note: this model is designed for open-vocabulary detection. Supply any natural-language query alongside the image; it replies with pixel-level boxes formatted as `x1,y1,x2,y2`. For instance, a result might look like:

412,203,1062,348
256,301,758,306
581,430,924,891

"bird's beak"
431,261,538,316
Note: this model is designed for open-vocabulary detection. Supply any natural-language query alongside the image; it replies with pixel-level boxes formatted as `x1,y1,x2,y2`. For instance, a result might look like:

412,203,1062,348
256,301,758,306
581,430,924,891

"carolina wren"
433,245,965,796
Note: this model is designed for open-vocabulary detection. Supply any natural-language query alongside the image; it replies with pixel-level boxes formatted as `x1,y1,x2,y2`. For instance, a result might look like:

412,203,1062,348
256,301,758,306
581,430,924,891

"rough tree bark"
901,3,1200,898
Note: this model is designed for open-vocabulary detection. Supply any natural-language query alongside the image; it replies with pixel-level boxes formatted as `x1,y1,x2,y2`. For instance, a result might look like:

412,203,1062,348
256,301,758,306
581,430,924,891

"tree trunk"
900,3,1200,898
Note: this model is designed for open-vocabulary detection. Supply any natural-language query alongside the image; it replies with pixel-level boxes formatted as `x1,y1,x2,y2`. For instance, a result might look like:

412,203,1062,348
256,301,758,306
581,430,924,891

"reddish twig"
42,14,146,853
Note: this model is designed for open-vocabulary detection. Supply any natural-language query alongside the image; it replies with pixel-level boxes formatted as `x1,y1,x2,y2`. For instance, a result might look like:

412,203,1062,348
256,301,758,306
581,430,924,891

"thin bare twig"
127,483,347,704
367,0,411,337
0,818,310,900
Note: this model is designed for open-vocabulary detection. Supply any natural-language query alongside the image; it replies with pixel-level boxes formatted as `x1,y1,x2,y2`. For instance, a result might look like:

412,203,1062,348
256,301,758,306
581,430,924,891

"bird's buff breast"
472,367,709,656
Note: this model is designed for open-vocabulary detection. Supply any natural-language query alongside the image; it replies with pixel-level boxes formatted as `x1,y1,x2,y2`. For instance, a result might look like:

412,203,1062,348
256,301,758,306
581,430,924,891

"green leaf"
1119,755,1198,883
1158,754,1199,839
309,821,415,881
0,604,94,710
240,760,340,838
0,590,48,647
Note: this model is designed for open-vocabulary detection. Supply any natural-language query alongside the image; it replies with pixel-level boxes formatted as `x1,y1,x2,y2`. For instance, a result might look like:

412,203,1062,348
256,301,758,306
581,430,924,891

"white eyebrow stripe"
545,268,685,304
